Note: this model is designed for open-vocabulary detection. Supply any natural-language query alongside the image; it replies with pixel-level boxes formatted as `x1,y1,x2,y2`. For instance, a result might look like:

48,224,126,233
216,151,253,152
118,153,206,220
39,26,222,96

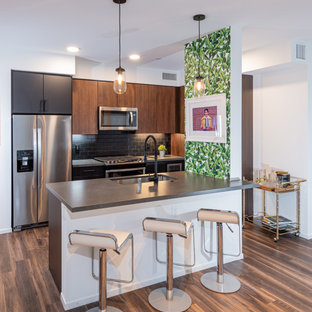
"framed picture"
185,94,227,143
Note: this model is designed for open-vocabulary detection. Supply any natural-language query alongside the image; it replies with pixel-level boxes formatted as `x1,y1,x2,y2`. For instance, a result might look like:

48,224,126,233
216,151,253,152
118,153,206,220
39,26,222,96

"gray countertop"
47,171,258,213
72,155,184,168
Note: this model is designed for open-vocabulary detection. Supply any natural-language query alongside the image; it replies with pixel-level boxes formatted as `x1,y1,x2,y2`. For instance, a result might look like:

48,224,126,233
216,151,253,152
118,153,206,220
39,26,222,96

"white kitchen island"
47,172,257,310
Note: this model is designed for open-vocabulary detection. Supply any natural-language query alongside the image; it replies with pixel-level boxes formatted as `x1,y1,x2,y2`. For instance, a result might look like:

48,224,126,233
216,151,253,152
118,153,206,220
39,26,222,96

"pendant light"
193,14,206,97
113,0,127,95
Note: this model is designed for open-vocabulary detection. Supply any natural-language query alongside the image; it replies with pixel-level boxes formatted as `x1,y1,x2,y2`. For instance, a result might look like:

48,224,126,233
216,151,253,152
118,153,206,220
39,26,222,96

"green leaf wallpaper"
184,27,231,178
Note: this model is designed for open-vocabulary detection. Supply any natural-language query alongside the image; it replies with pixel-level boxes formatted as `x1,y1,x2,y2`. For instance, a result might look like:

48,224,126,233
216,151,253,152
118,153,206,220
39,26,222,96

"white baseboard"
60,254,244,311
0,228,12,234
299,233,312,240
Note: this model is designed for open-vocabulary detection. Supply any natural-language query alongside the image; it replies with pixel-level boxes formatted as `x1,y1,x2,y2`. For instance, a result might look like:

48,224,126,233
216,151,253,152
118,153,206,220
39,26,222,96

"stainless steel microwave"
99,107,138,131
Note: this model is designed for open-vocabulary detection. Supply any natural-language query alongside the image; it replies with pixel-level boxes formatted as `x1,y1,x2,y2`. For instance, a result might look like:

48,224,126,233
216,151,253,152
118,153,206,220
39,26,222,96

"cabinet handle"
83,169,96,173
40,100,44,112
43,99,47,112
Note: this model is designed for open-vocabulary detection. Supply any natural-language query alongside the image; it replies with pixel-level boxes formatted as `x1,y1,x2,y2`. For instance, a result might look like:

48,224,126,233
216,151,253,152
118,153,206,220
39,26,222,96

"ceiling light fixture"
66,46,80,53
129,54,141,61
113,0,127,95
193,14,206,97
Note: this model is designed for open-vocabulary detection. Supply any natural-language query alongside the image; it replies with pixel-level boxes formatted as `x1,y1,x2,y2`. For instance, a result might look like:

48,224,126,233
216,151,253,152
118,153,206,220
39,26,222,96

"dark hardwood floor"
0,223,311,312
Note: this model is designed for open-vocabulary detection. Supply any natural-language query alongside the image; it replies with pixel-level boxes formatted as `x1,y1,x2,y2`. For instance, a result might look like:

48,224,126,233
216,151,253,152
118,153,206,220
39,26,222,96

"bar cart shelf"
244,177,306,242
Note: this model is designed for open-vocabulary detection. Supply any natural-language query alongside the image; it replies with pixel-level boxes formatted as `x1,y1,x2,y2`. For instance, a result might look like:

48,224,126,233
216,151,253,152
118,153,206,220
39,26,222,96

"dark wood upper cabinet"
117,83,136,107
135,84,157,133
97,81,118,107
156,86,176,133
43,75,72,114
12,71,44,114
72,79,181,134
176,86,185,133
72,79,98,135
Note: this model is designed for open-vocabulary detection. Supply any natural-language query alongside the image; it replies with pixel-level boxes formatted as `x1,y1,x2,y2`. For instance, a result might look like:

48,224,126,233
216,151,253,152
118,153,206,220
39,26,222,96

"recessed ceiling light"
129,54,141,61
66,46,80,53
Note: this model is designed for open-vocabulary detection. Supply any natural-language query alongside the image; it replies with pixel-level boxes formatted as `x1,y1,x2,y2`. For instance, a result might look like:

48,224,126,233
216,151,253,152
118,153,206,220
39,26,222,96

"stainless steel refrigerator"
12,115,71,230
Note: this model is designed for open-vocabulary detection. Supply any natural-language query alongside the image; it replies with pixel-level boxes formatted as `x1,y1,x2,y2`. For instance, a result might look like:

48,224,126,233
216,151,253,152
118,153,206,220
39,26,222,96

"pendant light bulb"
114,67,127,95
113,0,127,95
194,76,205,97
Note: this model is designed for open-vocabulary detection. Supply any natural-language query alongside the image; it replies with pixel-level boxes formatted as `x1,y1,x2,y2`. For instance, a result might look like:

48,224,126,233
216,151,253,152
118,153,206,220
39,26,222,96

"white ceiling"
2,0,312,71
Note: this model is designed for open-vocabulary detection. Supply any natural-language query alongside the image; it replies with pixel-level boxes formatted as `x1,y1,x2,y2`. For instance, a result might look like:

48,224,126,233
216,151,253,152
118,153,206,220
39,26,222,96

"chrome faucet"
144,135,158,183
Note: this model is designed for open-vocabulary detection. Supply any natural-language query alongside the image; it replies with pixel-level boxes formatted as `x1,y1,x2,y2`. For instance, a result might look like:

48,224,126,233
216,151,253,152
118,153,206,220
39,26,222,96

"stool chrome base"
148,287,192,312
87,306,122,312
200,272,241,294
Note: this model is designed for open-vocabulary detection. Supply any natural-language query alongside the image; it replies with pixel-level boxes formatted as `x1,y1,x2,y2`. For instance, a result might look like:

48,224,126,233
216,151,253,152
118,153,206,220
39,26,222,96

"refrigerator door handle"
38,127,42,187
33,129,38,189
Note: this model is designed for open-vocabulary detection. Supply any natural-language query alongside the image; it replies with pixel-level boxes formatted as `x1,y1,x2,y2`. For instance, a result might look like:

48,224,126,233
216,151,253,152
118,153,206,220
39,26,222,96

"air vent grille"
162,72,177,81
296,44,306,60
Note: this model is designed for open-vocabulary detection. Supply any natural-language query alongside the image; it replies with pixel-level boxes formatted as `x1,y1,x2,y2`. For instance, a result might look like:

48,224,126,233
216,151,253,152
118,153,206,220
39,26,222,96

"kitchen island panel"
59,191,243,310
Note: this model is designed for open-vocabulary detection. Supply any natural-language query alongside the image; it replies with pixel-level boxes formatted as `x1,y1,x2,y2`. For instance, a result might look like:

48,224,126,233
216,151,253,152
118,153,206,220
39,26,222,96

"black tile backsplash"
72,132,171,160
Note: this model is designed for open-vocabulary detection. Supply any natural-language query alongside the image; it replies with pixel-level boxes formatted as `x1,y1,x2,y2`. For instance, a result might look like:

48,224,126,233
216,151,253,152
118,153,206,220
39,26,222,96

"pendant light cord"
198,19,201,77
119,1,121,68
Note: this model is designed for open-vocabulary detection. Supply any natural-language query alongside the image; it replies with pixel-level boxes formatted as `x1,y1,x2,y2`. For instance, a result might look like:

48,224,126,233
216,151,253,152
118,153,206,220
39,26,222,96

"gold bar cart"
244,177,306,242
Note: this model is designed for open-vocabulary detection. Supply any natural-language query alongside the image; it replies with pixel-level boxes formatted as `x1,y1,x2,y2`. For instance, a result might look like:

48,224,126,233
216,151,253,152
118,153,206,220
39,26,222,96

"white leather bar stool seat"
69,229,134,312
70,229,132,252
197,209,241,294
143,218,192,237
198,209,239,225
143,217,194,312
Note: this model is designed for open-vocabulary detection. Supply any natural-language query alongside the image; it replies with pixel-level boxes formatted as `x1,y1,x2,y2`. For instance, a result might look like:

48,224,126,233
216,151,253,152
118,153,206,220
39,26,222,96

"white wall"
243,41,292,73
253,64,312,238
0,50,75,234
74,57,184,86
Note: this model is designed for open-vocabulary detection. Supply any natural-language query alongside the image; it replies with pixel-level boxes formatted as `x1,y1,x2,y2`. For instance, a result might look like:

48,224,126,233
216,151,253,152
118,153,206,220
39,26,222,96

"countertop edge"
47,185,74,210
47,181,258,213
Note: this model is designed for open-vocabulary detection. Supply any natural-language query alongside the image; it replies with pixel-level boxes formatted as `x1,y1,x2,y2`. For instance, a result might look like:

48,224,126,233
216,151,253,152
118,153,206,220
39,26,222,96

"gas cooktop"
94,156,145,165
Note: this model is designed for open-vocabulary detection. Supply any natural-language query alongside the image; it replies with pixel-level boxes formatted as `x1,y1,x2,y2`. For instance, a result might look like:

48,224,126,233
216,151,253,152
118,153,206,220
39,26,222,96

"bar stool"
143,217,195,312
197,209,241,294
69,229,134,312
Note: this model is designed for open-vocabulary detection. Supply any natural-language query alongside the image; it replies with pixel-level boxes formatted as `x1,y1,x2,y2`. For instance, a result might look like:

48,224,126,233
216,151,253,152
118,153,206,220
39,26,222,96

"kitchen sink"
111,174,176,185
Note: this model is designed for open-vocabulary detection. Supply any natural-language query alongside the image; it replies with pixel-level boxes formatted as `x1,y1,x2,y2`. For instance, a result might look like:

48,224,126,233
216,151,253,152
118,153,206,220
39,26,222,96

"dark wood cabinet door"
72,79,98,134
176,86,185,133
156,86,176,133
135,84,157,133
44,75,72,114
117,83,136,107
97,81,118,107
12,71,44,114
